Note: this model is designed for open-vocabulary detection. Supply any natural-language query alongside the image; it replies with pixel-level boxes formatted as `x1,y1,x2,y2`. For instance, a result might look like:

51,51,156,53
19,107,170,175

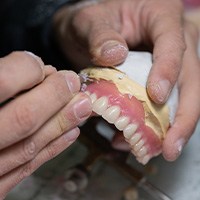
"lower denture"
85,79,162,165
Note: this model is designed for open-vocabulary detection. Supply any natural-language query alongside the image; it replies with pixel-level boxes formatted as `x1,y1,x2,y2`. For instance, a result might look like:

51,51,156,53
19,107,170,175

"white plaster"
116,51,179,124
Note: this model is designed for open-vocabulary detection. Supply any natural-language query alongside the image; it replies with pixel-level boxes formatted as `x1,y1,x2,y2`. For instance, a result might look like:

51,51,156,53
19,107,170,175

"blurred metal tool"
79,117,173,200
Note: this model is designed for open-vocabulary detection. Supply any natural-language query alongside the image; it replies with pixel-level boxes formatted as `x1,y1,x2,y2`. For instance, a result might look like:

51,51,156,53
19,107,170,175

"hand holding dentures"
1,0,200,198
80,51,179,164
54,0,200,162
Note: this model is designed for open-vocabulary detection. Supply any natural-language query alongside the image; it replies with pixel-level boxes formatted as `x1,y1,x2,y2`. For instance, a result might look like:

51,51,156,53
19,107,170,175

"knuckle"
20,139,37,163
14,104,36,135
74,6,92,20
56,114,71,135
71,5,96,29
55,105,78,135
142,0,167,19
46,144,58,159
56,115,67,134
14,51,44,81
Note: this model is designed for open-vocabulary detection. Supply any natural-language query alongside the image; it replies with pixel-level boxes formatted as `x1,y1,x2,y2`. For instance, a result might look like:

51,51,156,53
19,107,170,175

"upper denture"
79,51,178,165
84,79,162,164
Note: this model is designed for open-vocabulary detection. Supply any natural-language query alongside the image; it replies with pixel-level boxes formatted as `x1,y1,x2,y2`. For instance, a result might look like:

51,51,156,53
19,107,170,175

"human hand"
162,22,200,161
53,0,200,162
53,0,185,104
111,21,200,162
0,51,92,198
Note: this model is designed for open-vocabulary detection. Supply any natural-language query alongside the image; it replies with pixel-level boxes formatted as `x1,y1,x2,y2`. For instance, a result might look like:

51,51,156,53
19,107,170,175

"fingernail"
74,97,92,120
66,71,80,94
174,138,185,159
24,51,44,68
149,80,171,104
64,128,80,142
94,40,128,65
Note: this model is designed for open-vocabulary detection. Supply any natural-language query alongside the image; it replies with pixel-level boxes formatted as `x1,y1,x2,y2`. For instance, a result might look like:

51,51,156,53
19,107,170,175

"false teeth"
80,51,179,165
123,123,138,139
93,96,108,115
115,116,130,131
102,106,121,123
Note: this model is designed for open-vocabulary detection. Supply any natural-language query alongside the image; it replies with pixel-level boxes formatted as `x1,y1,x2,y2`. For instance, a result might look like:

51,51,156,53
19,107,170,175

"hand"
112,21,200,162
162,21,200,161
53,0,186,104
0,51,92,198
52,0,200,162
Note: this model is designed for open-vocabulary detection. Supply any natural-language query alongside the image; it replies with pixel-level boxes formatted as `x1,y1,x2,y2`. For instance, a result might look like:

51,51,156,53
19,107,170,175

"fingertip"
22,51,46,81
147,79,172,104
73,93,93,121
162,133,186,162
63,127,80,143
64,70,81,94
24,51,45,69
92,40,128,66
111,132,130,151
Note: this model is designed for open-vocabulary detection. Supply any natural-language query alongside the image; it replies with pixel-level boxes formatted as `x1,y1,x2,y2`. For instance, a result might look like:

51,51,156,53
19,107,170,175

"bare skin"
0,51,92,198
1,0,200,198
53,0,200,161
54,0,186,104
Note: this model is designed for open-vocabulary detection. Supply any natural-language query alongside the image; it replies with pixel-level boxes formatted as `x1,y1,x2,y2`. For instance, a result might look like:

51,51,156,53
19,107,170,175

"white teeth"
138,155,151,165
90,93,97,103
102,106,121,123
90,94,151,165
130,140,149,163
123,123,138,139
137,146,148,157
114,116,130,131
129,133,141,146
133,139,145,152
93,96,108,115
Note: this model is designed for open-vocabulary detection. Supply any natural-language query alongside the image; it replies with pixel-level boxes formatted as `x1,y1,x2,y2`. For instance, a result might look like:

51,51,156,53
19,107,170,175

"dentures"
80,52,178,165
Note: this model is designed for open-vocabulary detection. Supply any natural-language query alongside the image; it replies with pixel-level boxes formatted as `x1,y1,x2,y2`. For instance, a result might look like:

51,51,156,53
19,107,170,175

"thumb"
70,2,129,66
89,25,128,66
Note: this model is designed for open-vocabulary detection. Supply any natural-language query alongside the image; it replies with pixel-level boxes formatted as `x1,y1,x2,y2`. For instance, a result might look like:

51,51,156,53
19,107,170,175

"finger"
143,1,186,104
0,127,80,199
162,24,200,161
0,51,45,103
87,5,128,67
62,1,128,66
111,131,130,151
44,65,57,76
0,93,91,176
0,70,80,150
